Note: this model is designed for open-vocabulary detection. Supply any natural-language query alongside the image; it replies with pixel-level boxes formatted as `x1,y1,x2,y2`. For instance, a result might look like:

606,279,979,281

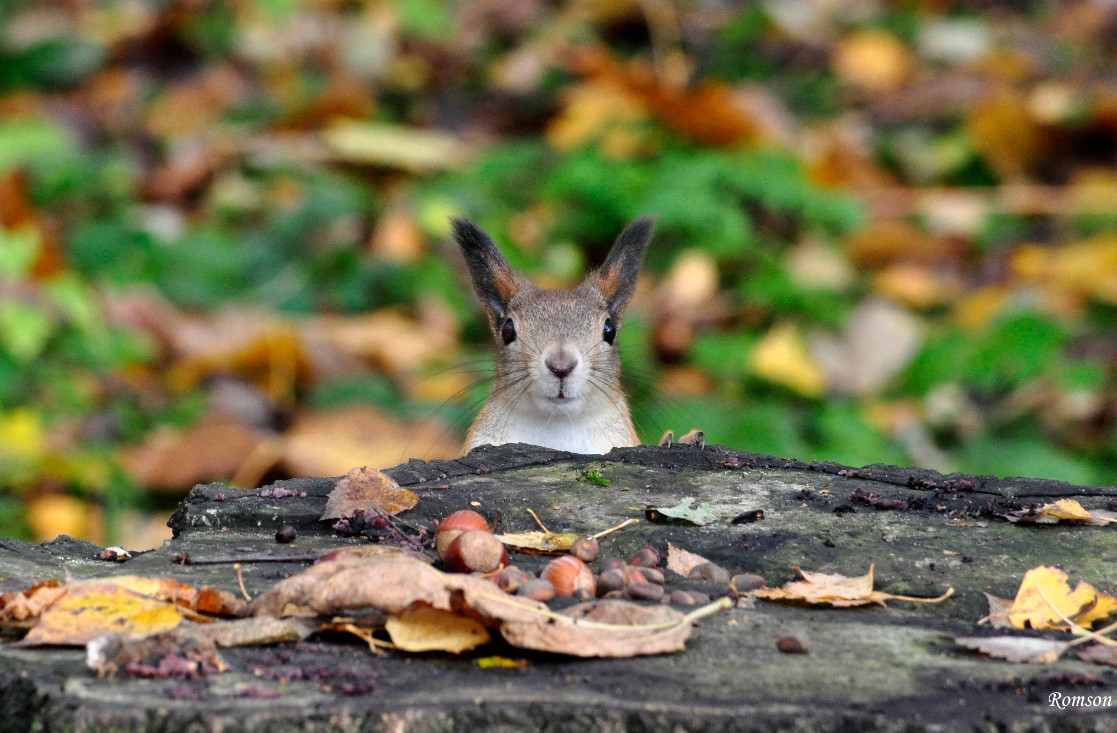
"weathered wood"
2,443,1116,732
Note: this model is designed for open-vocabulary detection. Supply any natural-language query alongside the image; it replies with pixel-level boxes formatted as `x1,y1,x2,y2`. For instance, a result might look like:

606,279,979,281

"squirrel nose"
546,353,577,379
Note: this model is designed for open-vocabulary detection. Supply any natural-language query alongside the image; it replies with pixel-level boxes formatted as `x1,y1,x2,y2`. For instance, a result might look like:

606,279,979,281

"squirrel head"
453,218,654,424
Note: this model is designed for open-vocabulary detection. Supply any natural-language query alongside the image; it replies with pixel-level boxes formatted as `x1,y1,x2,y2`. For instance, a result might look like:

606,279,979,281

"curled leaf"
754,565,953,608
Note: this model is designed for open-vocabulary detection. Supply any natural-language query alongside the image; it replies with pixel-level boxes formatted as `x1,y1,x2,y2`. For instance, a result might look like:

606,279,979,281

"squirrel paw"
657,429,705,449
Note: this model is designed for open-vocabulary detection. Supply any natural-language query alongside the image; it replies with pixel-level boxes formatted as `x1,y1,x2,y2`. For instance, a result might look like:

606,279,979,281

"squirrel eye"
500,318,516,345
602,317,616,344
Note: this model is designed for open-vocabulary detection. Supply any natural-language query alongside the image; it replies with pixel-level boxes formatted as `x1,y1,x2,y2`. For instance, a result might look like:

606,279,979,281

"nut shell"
436,510,490,561
540,555,595,597
444,529,507,573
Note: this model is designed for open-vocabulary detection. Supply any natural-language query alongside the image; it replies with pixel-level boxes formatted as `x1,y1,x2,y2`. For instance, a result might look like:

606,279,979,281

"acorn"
436,510,490,561
540,555,595,597
570,537,599,563
444,529,507,573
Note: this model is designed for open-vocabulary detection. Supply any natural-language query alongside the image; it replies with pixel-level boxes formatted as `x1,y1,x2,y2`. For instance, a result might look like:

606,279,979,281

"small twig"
590,518,639,541
234,563,252,602
526,508,550,534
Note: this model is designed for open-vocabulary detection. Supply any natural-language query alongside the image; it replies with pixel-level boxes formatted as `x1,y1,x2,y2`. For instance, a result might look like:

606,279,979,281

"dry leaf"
754,565,954,608
22,577,193,646
1000,499,1117,526
499,600,693,658
954,636,1069,664
666,543,712,578
979,592,1014,626
321,466,418,520
385,607,491,653
496,530,580,555
248,549,724,658
1004,566,1117,630
0,580,66,628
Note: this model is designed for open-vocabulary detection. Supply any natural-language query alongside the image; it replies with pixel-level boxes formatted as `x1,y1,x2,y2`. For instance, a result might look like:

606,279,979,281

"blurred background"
1,0,1116,549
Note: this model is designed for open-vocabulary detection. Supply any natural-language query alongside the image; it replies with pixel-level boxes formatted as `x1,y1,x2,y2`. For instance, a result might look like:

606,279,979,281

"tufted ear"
452,218,518,323
589,217,654,319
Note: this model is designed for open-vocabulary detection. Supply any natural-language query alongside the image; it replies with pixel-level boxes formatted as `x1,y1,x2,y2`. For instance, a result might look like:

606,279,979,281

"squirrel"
452,217,654,455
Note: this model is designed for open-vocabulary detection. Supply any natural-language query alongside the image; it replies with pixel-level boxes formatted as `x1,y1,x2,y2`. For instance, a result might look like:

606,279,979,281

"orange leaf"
1006,566,1117,630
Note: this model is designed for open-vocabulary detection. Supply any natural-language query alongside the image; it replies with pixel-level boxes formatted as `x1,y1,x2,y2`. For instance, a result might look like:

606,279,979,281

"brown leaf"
385,607,491,653
754,565,953,608
499,600,692,658
979,592,1014,627
665,542,711,578
321,466,419,520
954,636,1068,664
0,580,66,628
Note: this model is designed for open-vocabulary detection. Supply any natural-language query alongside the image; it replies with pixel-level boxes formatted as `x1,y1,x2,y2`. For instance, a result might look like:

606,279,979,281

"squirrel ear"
591,217,654,318
453,218,518,321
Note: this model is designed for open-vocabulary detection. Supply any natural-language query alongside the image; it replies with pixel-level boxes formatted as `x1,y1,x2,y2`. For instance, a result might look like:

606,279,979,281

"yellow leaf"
22,577,189,646
1006,566,1117,630
497,530,580,554
748,324,826,398
385,607,490,653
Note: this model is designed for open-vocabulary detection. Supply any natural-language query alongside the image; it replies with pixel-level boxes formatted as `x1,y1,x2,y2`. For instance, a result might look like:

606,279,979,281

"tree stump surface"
2,443,1116,732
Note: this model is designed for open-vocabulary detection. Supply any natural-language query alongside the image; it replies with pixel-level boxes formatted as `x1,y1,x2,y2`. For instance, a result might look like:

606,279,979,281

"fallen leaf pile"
249,548,728,658
753,565,953,608
0,546,729,677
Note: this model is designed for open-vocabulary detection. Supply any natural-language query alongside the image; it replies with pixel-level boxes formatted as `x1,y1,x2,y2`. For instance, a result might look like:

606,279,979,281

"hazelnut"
629,545,661,568
730,573,767,592
518,578,556,602
570,537,599,562
540,555,595,597
444,529,507,573
688,562,731,584
495,566,530,593
600,557,626,573
596,568,626,596
628,582,665,601
436,510,490,561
